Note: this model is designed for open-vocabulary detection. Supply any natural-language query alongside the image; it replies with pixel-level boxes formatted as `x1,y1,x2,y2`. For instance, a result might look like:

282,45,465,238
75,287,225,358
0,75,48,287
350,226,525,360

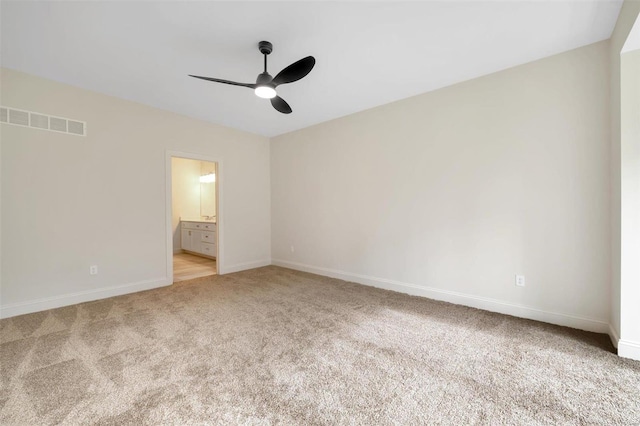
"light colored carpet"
1,266,639,425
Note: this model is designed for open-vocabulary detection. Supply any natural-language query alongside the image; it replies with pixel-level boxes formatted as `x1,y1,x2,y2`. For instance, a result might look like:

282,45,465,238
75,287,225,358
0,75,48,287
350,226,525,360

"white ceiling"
1,1,623,137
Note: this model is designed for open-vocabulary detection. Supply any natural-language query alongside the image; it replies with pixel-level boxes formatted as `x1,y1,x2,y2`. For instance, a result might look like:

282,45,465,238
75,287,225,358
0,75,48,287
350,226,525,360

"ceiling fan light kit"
254,86,277,99
189,40,315,114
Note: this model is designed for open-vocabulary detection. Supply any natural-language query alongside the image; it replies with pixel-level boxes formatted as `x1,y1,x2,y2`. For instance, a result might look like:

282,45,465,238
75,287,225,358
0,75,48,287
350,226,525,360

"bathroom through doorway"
170,156,218,282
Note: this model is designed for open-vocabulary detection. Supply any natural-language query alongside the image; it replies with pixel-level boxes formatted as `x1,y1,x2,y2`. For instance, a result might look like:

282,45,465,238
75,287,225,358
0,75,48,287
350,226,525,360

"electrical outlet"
90,265,98,275
290,245,295,253
515,275,525,287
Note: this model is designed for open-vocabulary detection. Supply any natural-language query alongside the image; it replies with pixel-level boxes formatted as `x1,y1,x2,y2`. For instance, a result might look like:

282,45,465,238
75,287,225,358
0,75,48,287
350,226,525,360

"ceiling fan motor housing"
256,72,273,85
259,41,273,55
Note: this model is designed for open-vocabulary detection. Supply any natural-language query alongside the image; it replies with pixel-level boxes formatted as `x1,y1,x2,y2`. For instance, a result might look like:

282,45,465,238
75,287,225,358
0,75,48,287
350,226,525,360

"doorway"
167,152,220,283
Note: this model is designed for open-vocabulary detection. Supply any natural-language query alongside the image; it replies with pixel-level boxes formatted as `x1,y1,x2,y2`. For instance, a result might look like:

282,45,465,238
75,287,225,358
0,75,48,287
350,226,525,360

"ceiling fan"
189,41,315,114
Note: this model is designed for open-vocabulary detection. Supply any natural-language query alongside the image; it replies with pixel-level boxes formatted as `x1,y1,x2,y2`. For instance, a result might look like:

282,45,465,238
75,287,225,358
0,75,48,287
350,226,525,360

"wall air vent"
67,120,85,135
9,109,29,126
49,117,67,132
0,106,86,136
30,113,49,130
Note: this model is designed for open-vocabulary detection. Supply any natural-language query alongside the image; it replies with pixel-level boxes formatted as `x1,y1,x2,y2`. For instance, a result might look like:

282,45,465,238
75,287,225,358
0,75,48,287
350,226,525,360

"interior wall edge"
608,0,640,347
271,259,610,335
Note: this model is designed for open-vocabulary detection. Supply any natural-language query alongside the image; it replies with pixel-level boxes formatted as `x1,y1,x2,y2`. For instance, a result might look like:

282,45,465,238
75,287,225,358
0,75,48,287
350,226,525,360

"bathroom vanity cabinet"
181,220,217,259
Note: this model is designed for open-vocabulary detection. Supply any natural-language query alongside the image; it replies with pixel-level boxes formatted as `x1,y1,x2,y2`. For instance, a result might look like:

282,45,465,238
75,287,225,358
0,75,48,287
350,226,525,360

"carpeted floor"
1,266,639,425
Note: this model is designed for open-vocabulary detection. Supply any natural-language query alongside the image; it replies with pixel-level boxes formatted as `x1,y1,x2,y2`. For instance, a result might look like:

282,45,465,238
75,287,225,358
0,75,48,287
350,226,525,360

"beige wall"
609,0,640,353
271,41,611,332
171,157,202,252
0,68,271,316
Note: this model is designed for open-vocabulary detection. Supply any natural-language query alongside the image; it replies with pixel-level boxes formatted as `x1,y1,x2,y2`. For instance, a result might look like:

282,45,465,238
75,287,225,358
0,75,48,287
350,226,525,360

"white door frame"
166,150,223,281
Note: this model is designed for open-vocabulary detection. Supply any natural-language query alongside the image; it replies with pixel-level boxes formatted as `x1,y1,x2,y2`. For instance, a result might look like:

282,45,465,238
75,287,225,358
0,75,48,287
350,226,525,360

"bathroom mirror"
200,161,216,219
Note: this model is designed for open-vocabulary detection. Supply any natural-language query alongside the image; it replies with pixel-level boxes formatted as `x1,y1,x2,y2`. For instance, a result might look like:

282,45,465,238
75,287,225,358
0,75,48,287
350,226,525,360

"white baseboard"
0,277,172,319
272,259,610,334
173,248,183,254
609,324,620,348
618,339,640,361
221,259,271,275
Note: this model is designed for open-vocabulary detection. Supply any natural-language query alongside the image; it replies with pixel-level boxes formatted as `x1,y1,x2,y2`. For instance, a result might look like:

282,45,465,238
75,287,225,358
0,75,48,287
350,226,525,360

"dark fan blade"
271,96,292,114
272,56,315,86
189,75,255,88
